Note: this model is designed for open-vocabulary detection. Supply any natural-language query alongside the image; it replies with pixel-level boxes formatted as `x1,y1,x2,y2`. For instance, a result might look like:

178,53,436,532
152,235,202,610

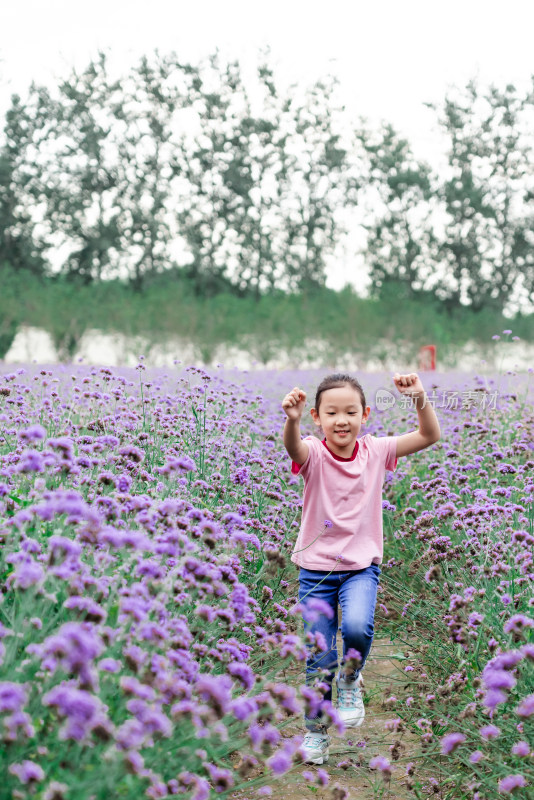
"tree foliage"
0,54,533,315
430,79,534,312
359,122,438,302
0,50,356,297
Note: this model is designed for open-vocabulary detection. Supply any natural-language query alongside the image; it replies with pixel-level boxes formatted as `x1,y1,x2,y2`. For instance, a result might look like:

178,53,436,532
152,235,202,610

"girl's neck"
322,438,359,462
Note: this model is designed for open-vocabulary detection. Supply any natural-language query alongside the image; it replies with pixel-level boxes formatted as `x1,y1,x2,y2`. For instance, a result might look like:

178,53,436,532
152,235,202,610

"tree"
281,75,358,293
34,53,127,283
358,122,438,302
173,53,359,297
431,78,534,313
117,52,191,291
0,49,367,299
215,57,291,300
173,52,250,297
0,93,46,276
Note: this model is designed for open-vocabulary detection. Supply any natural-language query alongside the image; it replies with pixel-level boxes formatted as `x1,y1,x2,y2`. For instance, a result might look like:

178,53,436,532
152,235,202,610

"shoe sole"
342,717,365,728
303,753,329,765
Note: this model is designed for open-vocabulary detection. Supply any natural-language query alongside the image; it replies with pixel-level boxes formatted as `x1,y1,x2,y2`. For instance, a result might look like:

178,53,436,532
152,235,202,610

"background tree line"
1,49,534,356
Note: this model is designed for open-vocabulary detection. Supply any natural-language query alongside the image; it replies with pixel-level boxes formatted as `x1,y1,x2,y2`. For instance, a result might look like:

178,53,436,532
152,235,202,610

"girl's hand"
393,372,425,398
282,387,307,420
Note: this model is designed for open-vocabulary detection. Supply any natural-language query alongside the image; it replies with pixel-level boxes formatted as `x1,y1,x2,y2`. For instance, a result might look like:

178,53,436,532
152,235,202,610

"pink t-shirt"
290,434,398,571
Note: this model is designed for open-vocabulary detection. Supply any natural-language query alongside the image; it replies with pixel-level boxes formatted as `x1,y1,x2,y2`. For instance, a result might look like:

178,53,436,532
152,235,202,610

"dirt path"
231,636,420,800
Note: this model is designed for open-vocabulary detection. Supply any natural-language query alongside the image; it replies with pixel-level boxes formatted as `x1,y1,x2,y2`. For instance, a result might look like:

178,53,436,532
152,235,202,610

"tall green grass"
3,267,533,364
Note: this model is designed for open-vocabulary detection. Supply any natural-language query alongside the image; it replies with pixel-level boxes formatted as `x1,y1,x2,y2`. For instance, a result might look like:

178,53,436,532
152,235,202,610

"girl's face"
310,384,370,457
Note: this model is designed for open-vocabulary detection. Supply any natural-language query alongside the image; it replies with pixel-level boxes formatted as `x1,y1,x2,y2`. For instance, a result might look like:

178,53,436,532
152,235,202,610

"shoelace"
303,733,327,749
337,684,363,708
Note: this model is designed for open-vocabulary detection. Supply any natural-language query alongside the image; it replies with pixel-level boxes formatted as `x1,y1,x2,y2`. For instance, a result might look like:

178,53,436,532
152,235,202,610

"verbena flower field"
0,357,532,800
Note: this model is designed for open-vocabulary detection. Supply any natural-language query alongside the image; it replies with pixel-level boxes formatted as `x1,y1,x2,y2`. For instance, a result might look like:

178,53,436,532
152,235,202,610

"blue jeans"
298,563,381,731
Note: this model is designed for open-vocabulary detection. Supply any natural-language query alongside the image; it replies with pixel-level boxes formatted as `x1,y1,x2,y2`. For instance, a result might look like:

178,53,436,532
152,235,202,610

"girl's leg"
337,563,381,681
298,568,338,731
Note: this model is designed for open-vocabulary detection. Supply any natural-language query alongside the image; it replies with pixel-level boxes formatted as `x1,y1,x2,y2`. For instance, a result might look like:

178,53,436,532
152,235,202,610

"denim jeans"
298,563,381,731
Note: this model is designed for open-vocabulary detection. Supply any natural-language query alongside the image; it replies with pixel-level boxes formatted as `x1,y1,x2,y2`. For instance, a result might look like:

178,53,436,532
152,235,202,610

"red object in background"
418,345,436,371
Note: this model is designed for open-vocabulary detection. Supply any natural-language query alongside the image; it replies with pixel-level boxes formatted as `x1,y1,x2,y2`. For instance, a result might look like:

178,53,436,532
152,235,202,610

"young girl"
282,372,440,765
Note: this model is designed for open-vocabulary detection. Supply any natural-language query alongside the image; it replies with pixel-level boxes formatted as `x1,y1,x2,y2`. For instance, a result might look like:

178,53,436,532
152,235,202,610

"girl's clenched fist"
282,387,307,420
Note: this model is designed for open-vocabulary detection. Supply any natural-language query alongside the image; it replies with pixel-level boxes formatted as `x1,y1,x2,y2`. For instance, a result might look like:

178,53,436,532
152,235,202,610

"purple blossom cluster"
0,364,326,797
373,366,534,798
0,362,533,799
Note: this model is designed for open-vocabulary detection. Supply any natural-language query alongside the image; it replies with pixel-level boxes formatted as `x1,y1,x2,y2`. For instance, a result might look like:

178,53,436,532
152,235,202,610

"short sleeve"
370,435,398,472
291,436,320,477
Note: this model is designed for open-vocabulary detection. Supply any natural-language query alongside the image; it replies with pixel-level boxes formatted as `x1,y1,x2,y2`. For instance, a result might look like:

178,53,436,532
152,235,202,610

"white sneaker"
299,731,331,764
336,673,365,728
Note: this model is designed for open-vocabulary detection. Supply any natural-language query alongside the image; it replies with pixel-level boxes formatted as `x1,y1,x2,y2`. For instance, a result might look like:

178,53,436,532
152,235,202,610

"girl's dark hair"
314,373,366,411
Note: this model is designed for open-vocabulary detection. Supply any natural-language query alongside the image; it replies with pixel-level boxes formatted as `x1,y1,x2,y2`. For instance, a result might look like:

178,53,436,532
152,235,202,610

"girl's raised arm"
392,372,441,458
282,387,310,465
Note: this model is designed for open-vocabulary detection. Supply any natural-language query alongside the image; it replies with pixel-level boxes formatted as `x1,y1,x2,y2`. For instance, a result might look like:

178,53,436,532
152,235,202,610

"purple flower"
120,676,155,701
42,685,108,741
324,519,333,528
483,669,517,692
47,437,74,457
299,597,335,623
0,682,28,713
42,781,69,800
63,596,107,624
98,658,121,673
127,700,172,738
479,724,500,740
3,710,35,741
316,768,329,786
40,622,103,675
501,593,513,605
17,449,45,473
202,763,234,792
18,424,47,442
227,662,255,691
118,444,144,463
267,747,293,776
317,700,345,735
231,582,256,622
194,674,232,718
440,732,466,754
230,696,258,721
8,760,45,784
232,467,250,485
490,651,524,670
468,611,484,627
469,750,484,763
511,741,530,756
248,722,281,752
158,455,195,474
48,536,82,561
124,750,144,774
498,774,527,794
116,473,132,492
9,559,44,590
116,718,146,750
483,688,508,711
369,755,392,777
515,694,534,718
176,772,210,800
299,686,323,719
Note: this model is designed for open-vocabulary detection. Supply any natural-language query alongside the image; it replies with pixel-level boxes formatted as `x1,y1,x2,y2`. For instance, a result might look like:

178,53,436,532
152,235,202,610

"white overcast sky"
2,0,534,162
1,0,534,290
